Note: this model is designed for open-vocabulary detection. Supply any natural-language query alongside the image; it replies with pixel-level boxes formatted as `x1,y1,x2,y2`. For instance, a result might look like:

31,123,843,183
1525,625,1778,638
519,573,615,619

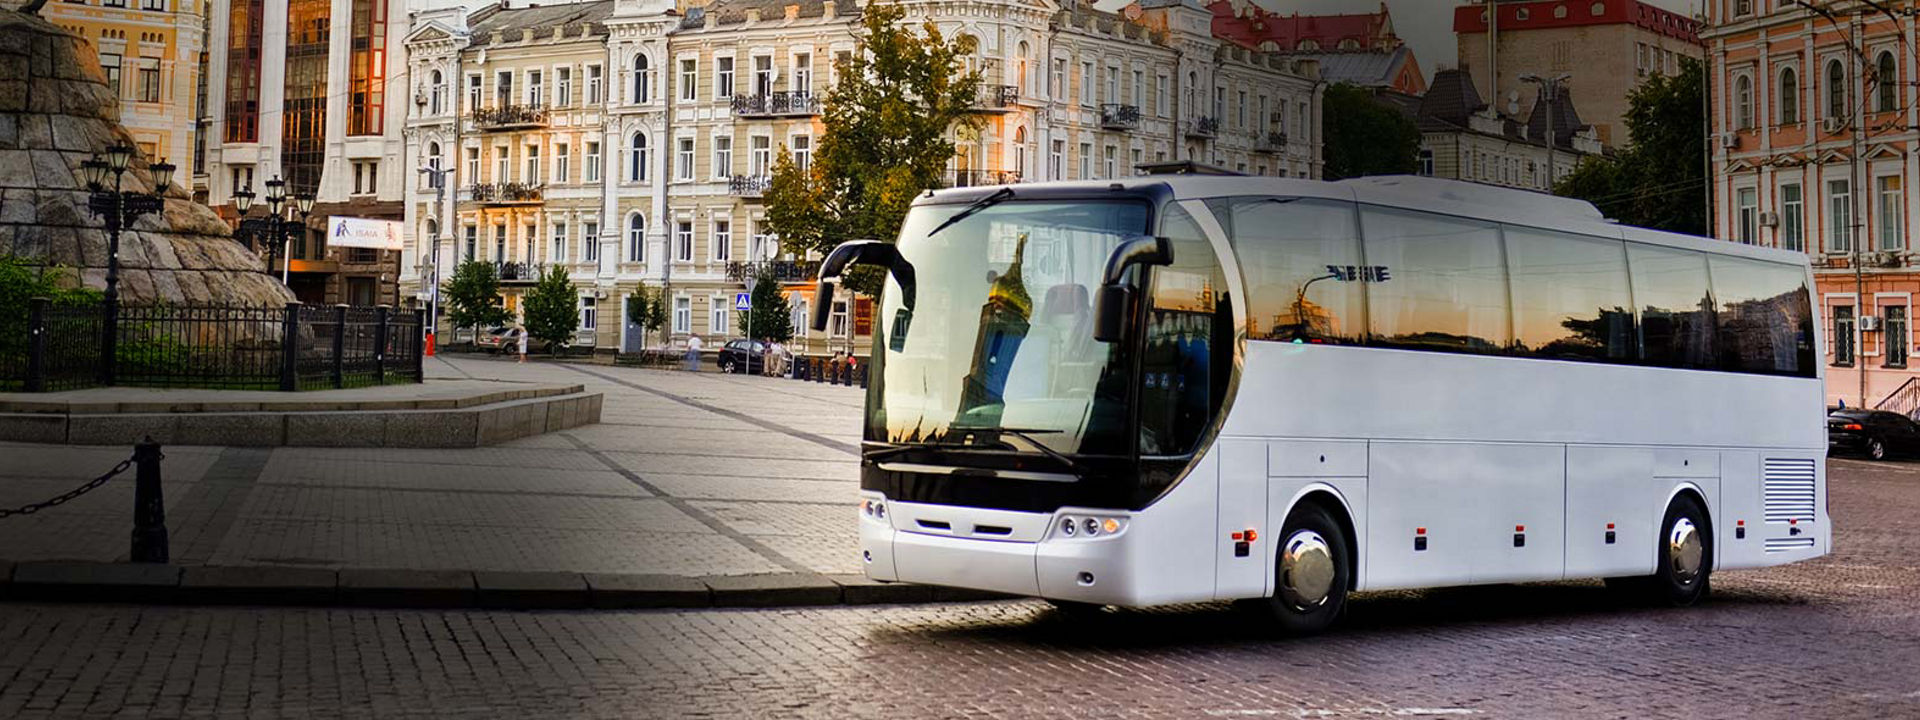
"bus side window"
1627,244,1716,370
1139,205,1230,457
1359,206,1511,354
1504,227,1635,363
1207,196,1364,345
1707,256,1816,377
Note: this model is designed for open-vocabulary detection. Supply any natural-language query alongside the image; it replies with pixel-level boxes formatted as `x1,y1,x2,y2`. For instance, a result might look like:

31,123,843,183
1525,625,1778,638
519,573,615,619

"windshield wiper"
958,426,1086,476
926,187,1015,238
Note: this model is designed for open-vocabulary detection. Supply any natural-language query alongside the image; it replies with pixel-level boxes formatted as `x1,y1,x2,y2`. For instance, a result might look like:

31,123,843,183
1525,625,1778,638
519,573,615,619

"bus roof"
921,175,1808,269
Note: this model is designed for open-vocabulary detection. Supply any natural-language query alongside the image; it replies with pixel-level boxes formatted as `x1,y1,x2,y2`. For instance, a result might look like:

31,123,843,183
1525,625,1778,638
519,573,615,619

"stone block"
474,571,591,609
179,566,338,606
119,268,154,302
33,190,83,228
382,411,477,448
704,573,843,608
147,268,184,304
474,401,542,446
584,573,711,609
11,561,181,603
0,113,15,149
0,413,68,444
173,270,212,305
145,233,181,269
0,79,23,114
337,569,476,608
48,115,90,152
28,149,73,190
0,188,32,223
66,414,176,446
0,149,32,187
831,575,935,605
287,412,390,448
173,413,286,447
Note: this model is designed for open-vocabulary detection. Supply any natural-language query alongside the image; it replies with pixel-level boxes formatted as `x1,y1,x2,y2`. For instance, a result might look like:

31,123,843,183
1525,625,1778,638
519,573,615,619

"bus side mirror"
810,279,836,332
1093,285,1133,343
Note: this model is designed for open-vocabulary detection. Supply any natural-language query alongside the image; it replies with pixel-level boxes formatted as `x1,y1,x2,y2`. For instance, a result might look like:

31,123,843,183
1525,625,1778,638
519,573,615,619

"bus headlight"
1061,517,1076,536
1083,517,1100,536
1055,514,1127,539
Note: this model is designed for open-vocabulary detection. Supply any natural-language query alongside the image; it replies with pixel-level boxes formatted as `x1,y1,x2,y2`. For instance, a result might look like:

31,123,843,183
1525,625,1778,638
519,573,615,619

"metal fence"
1,299,424,393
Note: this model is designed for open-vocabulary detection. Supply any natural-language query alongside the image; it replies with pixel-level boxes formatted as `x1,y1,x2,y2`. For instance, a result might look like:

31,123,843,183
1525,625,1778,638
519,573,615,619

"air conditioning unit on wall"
1861,315,1884,332
1824,116,1849,134
1721,134,1740,149
1759,211,1779,227
1876,251,1905,268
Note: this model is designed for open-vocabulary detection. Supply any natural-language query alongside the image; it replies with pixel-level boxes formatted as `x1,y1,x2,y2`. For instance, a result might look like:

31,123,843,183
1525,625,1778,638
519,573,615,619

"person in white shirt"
516,327,529,363
685,334,704,372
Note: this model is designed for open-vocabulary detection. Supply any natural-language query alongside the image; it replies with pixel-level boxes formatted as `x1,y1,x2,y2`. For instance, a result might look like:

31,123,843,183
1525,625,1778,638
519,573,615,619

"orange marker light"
1244,529,1257,543
1416,527,1427,535
1231,531,1244,541
1103,518,1120,534
1606,523,1616,530
1515,525,1525,533
1737,520,1745,527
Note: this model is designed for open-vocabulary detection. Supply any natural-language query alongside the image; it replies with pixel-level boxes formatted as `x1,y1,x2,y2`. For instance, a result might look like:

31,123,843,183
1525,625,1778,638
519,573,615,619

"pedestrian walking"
516,327,528,363
769,340,789,378
685,334,704,372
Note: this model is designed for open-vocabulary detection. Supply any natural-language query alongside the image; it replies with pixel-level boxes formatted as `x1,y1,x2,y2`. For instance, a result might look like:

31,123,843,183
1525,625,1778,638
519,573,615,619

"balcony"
496,261,547,284
942,169,1022,188
470,104,549,131
1255,132,1289,153
1186,116,1219,139
1100,104,1140,131
729,175,772,198
732,91,821,117
726,259,821,283
469,182,545,206
971,85,1020,113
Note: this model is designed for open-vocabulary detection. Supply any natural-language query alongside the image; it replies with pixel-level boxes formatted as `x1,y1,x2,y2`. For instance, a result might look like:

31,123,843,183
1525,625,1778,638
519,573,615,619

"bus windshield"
868,199,1151,458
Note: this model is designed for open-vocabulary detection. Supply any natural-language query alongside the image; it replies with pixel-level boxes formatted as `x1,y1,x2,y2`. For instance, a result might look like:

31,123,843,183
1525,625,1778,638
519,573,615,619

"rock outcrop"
0,9,295,307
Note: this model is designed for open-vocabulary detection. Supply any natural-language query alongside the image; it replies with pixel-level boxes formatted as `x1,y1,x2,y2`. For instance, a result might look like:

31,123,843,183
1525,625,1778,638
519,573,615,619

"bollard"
129,437,168,563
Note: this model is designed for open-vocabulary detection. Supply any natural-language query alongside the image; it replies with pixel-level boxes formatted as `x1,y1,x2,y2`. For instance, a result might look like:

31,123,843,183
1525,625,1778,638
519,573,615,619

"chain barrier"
0,453,140,519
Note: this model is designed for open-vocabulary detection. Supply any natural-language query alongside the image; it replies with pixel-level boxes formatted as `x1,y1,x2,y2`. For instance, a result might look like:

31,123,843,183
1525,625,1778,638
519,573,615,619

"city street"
2,353,1918,717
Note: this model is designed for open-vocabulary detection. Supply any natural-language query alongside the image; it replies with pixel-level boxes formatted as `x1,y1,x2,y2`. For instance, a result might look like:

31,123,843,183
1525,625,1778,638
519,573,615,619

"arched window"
1016,41,1031,93
1779,67,1799,125
1013,127,1027,179
1736,74,1753,129
1297,39,1319,51
425,142,443,186
425,218,439,240
634,54,651,104
429,70,444,115
1828,58,1848,120
629,133,648,182
627,214,646,262
1877,51,1898,112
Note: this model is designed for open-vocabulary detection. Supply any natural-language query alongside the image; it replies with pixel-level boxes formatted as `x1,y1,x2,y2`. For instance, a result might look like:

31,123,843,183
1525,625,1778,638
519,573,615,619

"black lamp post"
232,175,317,284
79,144,175,386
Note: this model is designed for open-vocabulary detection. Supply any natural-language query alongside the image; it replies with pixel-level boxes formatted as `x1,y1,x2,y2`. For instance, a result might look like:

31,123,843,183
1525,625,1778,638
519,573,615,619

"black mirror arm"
1101,235,1173,286
811,240,918,332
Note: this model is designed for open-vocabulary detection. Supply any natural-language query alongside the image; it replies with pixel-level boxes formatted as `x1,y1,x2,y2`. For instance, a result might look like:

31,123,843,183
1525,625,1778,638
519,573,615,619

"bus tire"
1261,502,1350,636
1613,494,1713,607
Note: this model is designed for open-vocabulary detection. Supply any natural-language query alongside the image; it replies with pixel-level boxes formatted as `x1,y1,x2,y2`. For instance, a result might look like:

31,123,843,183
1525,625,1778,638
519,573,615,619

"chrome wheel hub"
1668,517,1704,584
1279,530,1336,611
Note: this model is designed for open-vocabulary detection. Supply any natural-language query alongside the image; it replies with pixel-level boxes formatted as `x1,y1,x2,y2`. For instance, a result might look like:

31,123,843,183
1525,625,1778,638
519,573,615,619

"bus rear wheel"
1608,494,1712,607
1259,503,1351,636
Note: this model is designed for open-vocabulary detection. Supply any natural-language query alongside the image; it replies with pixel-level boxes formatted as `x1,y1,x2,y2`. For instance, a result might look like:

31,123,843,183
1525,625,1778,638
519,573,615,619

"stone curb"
0,562,1016,610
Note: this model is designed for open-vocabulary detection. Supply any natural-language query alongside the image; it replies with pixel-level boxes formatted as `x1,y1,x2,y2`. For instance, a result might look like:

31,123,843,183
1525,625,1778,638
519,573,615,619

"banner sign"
328,216,405,250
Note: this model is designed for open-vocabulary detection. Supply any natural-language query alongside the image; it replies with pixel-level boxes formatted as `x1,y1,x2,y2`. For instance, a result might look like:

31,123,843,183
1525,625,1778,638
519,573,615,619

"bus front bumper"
859,495,1147,606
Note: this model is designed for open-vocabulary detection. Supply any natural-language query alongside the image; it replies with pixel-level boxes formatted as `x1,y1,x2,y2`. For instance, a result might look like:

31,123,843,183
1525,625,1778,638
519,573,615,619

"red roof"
1453,0,1701,45
1208,0,1398,53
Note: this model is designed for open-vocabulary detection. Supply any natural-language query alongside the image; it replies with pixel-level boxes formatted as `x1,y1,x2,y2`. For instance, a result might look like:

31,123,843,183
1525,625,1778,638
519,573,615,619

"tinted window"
1506,227,1635,362
1207,197,1364,344
1628,243,1716,369
1360,206,1510,354
1707,255,1815,377
1139,205,1230,457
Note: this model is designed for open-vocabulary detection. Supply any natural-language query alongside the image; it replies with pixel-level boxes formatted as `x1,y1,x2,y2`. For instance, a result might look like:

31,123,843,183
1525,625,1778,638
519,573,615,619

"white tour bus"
812,175,1827,633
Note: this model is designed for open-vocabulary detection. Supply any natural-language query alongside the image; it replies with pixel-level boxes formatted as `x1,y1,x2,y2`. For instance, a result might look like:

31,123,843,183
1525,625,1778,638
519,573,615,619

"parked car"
717,339,790,374
1828,408,1920,460
475,326,514,354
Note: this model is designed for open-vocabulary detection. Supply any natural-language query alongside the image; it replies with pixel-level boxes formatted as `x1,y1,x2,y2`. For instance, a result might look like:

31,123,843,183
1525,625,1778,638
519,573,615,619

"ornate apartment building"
397,0,1322,355
1706,0,1920,409
43,0,207,176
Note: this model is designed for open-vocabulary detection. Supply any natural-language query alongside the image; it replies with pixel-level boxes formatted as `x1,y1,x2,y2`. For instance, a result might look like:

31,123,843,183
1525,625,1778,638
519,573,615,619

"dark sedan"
717,339,770,374
1829,408,1920,460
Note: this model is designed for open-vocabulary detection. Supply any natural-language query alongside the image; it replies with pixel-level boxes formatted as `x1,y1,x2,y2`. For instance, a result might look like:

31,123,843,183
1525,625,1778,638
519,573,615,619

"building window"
1781,183,1804,252
753,55,774,97
1887,305,1909,368
526,70,543,107
710,296,729,334
553,223,568,262
1080,61,1094,105
1736,187,1758,243
792,135,811,174
792,52,812,93
587,64,602,104
680,59,698,102
628,214,646,262
1078,142,1091,179
829,300,849,337
352,161,378,195
1834,304,1855,365
716,56,734,98
493,224,507,261
580,297,597,332
750,136,771,176
1779,67,1798,125
676,221,693,262
523,145,540,185
1735,74,1754,130
585,142,601,182
1050,59,1065,100
1103,145,1116,178
1418,149,1434,176
713,219,731,261
463,225,477,261
1828,59,1847,120
1877,52,1898,113
137,60,161,103
792,298,809,338
556,67,572,106
466,73,482,111
101,53,121,96
674,297,692,333
222,0,263,142
1879,175,1903,251
750,230,772,261
1050,139,1064,181
555,143,570,184
676,138,694,181
1830,178,1852,252
713,136,733,178
633,54,651,103
584,222,600,262
523,224,536,264
629,134,648,182
1156,74,1169,117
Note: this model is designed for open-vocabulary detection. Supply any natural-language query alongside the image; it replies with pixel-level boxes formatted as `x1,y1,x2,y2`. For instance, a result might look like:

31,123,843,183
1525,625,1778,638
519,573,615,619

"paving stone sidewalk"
0,355,880,605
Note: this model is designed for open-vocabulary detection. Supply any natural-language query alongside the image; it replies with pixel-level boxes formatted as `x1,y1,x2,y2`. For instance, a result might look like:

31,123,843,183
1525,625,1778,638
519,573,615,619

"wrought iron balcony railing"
726,259,822,283
1186,116,1219,139
470,104,549,130
943,169,1022,188
495,261,547,282
731,91,821,117
469,182,545,205
1257,132,1289,152
1100,104,1140,130
729,175,772,197
972,85,1020,112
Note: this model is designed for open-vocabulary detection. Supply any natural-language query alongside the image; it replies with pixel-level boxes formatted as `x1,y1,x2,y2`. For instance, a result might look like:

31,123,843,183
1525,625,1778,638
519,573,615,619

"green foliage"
442,260,510,338
738,273,794,343
1320,83,1422,180
1554,58,1707,235
521,266,579,353
1,255,101,389
764,0,982,294
626,284,670,348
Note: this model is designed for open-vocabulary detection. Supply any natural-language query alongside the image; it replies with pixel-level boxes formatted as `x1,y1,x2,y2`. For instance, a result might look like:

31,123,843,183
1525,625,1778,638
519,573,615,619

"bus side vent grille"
1762,458,1817,523
1765,537,1816,553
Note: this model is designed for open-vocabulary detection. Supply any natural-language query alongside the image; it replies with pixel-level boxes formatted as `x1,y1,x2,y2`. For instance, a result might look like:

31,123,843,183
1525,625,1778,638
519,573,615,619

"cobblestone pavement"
2,458,1917,718
0,355,865,577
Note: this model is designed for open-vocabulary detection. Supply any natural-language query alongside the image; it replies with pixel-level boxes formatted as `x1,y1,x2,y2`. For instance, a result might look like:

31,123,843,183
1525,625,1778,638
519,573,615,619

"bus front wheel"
1608,494,1713,607
1259,503,1351,635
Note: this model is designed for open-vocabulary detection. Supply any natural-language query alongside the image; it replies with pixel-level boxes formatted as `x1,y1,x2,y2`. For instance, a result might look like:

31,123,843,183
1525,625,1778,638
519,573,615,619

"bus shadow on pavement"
878,581,1816,651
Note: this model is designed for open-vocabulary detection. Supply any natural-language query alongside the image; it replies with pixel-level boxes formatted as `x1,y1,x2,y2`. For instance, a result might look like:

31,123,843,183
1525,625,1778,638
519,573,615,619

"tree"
738,272,794,343
764,0,981,293
442,260,510,342
522,266,578,354
627,285,669,349
1320,83,1422,180
1554,58,1707,236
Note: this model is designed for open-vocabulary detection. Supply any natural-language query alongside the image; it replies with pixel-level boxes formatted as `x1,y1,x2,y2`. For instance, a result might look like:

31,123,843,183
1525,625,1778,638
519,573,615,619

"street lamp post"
1520,73,1572,189
78,144,175,386
232,176,316,287
417,166,453,354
